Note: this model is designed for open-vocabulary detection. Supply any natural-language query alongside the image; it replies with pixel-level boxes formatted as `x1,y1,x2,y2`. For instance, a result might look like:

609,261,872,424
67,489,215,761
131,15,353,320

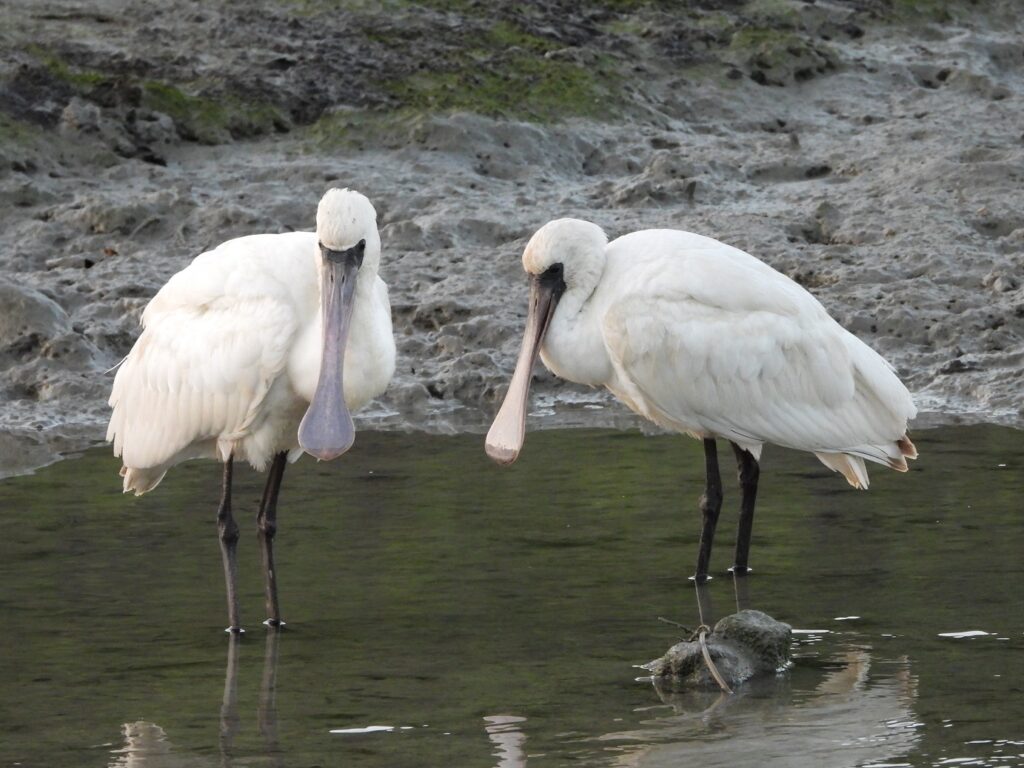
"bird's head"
485,218,607,466
299,188,381,463
521,217,607,297
315,188,382,276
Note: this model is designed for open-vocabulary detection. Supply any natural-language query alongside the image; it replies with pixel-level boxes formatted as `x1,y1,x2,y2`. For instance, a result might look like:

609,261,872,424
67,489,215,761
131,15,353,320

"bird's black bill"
298,241,365,461
485,268,565,465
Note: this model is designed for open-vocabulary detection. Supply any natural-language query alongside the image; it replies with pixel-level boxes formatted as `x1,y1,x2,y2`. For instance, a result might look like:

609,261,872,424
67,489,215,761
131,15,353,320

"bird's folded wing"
602,294,913,459
107,290,297,470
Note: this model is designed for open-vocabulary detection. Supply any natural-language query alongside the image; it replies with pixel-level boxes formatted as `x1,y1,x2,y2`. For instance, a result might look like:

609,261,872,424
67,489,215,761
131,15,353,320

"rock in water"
644,609,791,691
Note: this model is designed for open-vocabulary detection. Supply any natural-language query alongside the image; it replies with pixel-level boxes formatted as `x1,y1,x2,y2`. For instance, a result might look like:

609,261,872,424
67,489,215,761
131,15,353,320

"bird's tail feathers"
897,434,918,460
120,465,168,496
815,452,870,489
887,455,909,472
816,433,919,489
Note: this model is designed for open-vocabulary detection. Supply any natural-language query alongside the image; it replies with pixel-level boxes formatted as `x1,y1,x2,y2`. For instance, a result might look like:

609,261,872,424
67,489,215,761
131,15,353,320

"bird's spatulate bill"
299,258,359,460
485,277,560,465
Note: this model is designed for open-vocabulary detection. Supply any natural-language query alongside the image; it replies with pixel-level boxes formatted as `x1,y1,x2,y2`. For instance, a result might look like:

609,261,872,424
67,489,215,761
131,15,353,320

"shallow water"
0,425,1021,768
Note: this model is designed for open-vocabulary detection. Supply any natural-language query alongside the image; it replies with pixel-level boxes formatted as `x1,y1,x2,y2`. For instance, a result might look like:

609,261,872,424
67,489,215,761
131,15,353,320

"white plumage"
593,228,915,488
489,219,917,487
486,218,917,580
108,197,395,494
106,188,395,630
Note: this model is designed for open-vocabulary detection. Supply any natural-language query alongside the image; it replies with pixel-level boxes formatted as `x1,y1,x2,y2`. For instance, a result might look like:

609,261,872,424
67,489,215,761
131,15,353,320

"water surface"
1,426,1021,767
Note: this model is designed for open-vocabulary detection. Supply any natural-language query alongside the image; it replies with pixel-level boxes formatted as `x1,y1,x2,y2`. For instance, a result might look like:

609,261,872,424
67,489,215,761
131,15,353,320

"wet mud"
1,0,1021,474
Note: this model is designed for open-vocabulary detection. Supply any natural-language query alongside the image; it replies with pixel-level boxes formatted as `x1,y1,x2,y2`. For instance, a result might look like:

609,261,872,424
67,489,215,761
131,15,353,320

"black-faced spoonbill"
485,219,917,582
107,188,396,631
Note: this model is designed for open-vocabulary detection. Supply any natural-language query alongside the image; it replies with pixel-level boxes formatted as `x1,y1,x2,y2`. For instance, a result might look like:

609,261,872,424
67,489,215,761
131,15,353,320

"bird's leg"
217,455,242,633
257,451,288,628
729,442,760,574
693,438,723,583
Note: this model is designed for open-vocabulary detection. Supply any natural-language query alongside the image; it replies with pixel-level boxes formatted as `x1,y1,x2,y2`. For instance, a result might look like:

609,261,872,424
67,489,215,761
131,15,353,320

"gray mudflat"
2,2,1021,474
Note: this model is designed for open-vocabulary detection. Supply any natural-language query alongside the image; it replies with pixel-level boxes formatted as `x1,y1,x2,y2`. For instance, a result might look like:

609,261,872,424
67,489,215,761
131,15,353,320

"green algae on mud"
13,46,288,144
888,0,973,22
28,45,110,90
382,57,614,122
376,20,619,122
140,82,288,144
0,113,40,147
7,0,1019,152
727,27,837,86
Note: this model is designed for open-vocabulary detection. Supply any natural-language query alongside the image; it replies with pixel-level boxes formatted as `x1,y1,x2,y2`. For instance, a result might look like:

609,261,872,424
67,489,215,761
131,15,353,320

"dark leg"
692,438,723,583
729,442,760,573
258,452,288,628
217,456,242,633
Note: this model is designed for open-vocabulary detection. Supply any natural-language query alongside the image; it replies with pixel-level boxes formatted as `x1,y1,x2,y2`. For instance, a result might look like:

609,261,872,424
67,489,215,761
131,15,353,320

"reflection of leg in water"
732,570,752,613
624,647,920,767
694,578,715,628
220,634,240,767
259,629,282,764
484,715,528,768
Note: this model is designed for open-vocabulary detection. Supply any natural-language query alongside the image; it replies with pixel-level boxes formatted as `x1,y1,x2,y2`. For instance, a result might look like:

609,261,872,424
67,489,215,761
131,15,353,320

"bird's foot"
224,626,246,635
263,618,287,629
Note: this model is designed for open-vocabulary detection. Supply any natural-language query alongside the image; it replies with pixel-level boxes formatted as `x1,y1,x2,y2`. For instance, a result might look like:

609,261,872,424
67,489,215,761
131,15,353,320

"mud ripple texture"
1,0,1022,475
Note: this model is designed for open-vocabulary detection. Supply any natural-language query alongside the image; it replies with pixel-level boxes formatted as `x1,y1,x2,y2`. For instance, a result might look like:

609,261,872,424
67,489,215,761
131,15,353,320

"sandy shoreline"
1,1,1021,477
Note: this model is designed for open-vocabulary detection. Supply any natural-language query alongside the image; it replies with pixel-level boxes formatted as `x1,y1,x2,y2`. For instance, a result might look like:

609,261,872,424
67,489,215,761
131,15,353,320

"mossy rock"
645,609,792,690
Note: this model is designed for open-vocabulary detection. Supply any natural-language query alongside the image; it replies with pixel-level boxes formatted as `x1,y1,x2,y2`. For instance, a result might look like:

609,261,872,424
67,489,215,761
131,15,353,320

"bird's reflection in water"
604,575,920,768
730,570,751,613
219,633,240,764
485,715,528,768
614,651,919,768
107,722,178,768
257,630,281,758
108,632,283,768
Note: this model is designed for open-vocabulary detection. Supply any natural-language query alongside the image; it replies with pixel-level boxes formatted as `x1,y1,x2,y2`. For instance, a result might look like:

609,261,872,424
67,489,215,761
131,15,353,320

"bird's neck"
540,269,612,388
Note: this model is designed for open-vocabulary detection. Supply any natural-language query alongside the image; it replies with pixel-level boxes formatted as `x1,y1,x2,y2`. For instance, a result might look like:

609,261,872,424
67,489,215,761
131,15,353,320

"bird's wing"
602,290,914,464
107,259,299,471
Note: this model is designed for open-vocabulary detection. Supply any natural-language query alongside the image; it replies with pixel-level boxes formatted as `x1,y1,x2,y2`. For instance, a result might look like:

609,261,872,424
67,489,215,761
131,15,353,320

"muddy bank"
1,1,1022,475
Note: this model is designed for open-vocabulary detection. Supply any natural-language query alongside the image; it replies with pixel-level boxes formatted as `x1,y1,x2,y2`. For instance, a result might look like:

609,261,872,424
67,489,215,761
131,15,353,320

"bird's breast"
289,322,322,403
540,310,612,387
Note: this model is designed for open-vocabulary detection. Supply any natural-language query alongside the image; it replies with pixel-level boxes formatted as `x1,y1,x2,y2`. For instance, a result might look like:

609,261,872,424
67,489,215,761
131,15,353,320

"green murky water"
0,425,1021,767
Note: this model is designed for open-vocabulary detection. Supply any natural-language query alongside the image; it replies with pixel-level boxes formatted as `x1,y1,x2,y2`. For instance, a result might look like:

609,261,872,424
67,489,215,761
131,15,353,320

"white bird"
486,219,917,582
107,188,396,631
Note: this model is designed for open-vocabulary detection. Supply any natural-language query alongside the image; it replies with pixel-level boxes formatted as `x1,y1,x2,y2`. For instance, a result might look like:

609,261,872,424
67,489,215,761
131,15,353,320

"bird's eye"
544,263,564,279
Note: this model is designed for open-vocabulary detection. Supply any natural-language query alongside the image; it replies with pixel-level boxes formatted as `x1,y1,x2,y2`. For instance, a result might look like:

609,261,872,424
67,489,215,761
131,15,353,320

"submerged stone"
645,609,791,691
